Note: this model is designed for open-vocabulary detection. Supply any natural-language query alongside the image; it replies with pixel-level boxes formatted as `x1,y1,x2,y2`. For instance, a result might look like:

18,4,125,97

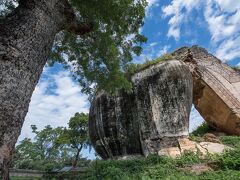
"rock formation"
89,46,240,159
172,46,240,135
89,60,193,159
159,138,232,159
89,91,142,159
131,60,193,155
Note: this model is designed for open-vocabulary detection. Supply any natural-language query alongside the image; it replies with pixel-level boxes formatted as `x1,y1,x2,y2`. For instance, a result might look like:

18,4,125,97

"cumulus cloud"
204,0,240,61
162,0,240,62
19,67,89,141
162,0,201,40
215,36,240,62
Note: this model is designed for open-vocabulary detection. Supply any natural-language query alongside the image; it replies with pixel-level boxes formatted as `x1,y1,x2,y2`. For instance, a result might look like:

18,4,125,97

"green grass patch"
190,122,212,137
10,135,240,179
82,135,240,180
125,54,173,76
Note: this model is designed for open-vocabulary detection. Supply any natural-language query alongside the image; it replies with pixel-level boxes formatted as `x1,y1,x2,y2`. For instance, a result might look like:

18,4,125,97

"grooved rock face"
132,60,193,155
89,91,142,159
89,60,193,159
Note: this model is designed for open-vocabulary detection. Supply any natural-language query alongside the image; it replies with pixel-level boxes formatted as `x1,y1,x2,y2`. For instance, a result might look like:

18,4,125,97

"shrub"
191,122,211,137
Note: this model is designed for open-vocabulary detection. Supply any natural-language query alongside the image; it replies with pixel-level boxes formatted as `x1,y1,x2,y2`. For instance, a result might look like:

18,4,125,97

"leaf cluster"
50,0,148,95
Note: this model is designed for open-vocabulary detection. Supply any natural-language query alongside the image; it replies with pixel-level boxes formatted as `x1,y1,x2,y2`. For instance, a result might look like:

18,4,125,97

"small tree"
57,113,90,167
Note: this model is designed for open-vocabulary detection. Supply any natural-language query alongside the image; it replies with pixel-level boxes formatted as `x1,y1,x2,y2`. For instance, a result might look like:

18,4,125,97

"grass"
83,149,240,180
125,54,173,76
11,125,240,180
82,124,240,180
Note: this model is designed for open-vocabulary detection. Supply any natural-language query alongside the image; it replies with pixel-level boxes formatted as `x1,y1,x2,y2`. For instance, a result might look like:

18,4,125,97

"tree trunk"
72,145,82,167
0,0,84,179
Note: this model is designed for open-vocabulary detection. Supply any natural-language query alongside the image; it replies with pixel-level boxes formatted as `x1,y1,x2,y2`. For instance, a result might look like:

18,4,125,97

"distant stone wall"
9,169,45,178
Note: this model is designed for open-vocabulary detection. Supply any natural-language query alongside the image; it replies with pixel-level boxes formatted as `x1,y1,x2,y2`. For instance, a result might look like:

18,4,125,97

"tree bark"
0,1,92,179
72,145,82,167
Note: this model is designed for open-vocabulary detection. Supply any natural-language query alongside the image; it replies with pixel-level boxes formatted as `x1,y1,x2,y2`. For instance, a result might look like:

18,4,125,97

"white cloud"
214,0,240,12
149,42,158,47
147,0,158,7
204,0,240,61
163,0,240,62
215,36,240,62
19,67,89,141
145,0,159,17
162,0,201,40
157,45,171,57
204,0,240,43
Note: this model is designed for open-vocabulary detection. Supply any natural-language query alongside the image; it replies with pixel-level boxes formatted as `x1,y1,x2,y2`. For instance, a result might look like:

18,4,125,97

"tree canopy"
54,0,147,94
57,113,90,167
1,0,147,94
11,113,91,171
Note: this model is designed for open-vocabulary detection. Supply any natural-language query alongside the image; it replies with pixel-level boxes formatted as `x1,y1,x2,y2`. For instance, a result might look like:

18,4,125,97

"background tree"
0,0,147,178
11,125,68,171
11,113,91,171
57,113,90,167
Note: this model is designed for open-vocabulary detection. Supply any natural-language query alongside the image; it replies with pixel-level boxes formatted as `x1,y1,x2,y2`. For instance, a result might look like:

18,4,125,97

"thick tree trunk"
0,0,89,179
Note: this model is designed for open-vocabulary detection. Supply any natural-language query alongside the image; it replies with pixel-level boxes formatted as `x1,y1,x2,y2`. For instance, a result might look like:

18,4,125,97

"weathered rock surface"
172,46,240,135
89,91,142,159
89,46,240,159
131,60,193,155
89,60,193,159
159,138,232,159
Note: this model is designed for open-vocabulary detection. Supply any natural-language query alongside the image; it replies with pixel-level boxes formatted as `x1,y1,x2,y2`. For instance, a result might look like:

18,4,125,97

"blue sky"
18,0,240,159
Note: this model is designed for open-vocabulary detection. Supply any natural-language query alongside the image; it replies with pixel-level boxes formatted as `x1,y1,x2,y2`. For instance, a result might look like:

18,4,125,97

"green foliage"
0,0,17,22
175,151,203,166
86,155,174,179
57,113,89,149
11,125,68,171
190,122,212,137
220,136,240,148
50,0,148,94
124,54,173,76
231,65,240,72
1,0,147,94
11,134,240,179
56,113,90,167
214,148,240,170
11,177,41,180
11,113,91,171
84,136,240,179
213,137,240,171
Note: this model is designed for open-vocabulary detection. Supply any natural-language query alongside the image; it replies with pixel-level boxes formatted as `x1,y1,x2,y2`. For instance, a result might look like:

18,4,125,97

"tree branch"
68,20,94,35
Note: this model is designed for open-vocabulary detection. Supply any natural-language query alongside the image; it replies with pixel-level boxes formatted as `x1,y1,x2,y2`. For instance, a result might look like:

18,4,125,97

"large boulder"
89,90,142,159
132,60,193,155
89,60,193,158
